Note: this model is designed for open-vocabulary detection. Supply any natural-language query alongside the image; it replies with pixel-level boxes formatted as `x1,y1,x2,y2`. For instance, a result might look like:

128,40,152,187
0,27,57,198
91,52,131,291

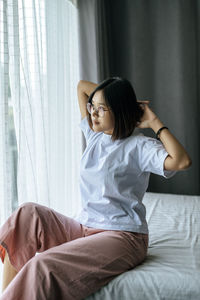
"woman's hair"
87,76,144,141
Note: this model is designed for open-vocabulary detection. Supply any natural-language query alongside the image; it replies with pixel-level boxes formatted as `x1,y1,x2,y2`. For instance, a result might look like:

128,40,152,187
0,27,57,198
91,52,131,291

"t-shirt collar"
102,132,113,142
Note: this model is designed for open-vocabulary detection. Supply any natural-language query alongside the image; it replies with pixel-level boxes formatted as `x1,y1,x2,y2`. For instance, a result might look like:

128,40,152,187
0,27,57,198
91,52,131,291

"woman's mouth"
93,120,100,125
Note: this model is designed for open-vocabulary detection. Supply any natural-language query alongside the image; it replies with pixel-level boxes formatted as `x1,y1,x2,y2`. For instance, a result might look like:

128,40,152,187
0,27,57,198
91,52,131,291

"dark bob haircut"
87,76,144,141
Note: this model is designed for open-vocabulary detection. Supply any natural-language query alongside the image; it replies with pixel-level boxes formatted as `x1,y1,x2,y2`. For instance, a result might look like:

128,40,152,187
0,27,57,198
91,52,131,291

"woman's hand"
136,100,158,128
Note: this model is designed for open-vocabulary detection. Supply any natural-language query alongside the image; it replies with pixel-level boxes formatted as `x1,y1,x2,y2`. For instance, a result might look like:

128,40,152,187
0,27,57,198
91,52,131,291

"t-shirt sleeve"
79,115,96,143
137,135,177,178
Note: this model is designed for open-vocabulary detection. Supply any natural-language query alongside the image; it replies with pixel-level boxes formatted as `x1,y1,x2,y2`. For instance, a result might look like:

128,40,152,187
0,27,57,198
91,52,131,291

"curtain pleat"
0,0,14,224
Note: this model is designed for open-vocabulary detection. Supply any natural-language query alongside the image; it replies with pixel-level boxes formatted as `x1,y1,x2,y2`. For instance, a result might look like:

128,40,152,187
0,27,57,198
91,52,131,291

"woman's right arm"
77,80,98,120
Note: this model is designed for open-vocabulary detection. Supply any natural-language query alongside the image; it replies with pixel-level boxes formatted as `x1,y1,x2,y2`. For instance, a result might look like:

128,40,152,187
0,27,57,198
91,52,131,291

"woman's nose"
92,108,98,117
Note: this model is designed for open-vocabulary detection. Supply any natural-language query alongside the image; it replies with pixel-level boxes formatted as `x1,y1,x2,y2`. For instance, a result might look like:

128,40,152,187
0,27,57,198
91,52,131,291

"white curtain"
0,0,82,225
0,0,14,223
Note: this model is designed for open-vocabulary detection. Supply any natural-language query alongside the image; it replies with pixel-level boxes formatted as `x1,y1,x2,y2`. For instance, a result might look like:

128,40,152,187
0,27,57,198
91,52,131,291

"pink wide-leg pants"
0,202,148,300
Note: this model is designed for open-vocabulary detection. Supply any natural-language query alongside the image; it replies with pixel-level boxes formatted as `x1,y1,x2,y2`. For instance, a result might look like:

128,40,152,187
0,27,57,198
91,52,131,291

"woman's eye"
91,104,105,112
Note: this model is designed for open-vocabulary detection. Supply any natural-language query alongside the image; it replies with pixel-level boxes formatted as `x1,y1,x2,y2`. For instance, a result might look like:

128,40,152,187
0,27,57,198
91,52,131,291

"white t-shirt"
75,116,176,234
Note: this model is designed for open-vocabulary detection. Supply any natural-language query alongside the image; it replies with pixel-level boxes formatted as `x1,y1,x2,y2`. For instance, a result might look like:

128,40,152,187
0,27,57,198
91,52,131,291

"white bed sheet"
85,192,200,300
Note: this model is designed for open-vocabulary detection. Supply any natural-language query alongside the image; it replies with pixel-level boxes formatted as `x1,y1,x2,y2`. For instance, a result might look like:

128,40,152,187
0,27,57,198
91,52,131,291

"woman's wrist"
149,117,165,133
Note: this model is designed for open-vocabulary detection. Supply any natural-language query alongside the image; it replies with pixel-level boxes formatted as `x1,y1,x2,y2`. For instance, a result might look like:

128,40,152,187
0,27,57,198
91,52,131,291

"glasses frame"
86,102,110,118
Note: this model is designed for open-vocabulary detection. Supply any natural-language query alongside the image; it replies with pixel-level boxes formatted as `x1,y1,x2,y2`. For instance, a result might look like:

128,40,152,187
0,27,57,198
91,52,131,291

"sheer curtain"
44,0,82,215
0,0,82,227
0,0,14,224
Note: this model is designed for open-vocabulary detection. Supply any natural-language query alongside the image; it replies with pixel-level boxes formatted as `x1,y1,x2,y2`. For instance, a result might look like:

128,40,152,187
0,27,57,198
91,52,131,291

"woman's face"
91,90,115,135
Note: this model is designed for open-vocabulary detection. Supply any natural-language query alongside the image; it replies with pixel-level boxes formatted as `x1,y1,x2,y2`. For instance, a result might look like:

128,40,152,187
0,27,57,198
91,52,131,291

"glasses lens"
98,107,104,117
86,103,105,117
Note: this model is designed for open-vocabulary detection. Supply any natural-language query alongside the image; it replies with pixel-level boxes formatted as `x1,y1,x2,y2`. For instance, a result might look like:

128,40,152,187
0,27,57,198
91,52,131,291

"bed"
85,192,200,300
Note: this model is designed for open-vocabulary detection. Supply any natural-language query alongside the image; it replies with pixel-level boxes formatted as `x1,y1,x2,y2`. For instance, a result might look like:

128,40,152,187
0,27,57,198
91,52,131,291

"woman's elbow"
178,157,192,170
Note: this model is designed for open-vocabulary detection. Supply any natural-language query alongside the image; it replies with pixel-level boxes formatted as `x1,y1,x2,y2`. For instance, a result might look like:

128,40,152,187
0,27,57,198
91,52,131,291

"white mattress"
85,192,200,300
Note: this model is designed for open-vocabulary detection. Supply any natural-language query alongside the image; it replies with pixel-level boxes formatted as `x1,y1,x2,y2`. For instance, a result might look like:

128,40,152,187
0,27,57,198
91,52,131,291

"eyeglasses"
86,103,109,117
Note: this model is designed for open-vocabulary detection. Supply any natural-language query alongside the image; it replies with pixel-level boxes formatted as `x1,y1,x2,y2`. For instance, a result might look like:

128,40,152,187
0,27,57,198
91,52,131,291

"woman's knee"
15,202,46,225
17,202,44,216
18,202,40,210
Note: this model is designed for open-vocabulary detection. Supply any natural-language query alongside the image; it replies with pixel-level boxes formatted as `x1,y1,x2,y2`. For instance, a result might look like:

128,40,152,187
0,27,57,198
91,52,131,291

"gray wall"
77,0,200,195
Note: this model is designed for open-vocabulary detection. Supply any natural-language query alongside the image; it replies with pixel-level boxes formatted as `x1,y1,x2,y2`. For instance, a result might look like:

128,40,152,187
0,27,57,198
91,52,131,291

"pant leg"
0,202,84,271
0,229,148,300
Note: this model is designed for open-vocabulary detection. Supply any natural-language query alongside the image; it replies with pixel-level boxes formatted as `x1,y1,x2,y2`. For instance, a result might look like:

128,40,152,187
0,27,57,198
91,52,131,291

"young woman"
0,77,191,300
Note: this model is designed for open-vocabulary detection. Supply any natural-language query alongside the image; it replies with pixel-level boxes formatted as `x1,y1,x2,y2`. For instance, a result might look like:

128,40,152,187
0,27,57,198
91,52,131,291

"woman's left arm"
137,101,192,171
